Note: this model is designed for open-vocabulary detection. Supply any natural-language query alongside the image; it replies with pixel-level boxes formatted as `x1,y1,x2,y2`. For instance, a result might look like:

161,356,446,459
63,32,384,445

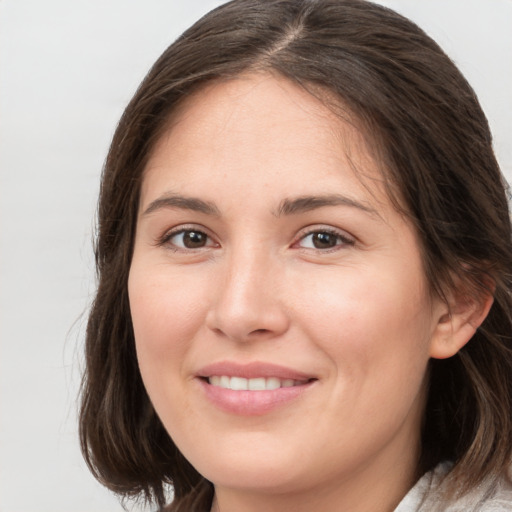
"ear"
429,285,494,360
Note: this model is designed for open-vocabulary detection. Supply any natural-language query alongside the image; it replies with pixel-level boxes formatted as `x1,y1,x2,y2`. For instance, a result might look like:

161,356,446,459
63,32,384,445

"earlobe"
429,288,494,360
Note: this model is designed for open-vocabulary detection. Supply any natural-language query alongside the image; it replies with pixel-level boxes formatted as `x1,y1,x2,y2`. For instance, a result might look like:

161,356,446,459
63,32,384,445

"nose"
205,249,290,342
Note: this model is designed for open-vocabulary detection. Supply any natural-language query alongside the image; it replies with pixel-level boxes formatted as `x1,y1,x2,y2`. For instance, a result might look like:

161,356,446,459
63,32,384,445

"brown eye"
311,232,338,249
183,231,207,248
297,229,354,250
168,229,210,249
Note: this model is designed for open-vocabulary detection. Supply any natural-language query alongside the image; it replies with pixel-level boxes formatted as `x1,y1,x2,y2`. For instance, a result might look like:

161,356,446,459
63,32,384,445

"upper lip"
197,361,315,381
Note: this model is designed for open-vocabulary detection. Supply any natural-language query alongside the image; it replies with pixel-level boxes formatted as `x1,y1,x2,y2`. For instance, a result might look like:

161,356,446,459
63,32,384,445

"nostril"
206,299,290,341
250,329,270,335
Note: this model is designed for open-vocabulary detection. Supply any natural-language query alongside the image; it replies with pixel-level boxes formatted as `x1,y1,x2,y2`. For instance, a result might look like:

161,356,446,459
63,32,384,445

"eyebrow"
142,193,221,217
275,194,378,217
142,192,377,218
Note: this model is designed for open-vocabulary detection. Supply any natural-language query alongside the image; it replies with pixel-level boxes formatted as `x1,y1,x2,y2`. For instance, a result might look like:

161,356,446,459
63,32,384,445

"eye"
161,228,217,250
297,229,354,250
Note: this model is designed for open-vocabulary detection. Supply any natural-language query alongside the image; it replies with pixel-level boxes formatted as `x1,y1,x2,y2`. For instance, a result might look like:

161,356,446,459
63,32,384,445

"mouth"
196,362,317,415
206,375,313,391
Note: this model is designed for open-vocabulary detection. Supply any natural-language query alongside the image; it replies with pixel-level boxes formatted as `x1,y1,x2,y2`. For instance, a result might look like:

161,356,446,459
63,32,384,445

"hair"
79,0,512,510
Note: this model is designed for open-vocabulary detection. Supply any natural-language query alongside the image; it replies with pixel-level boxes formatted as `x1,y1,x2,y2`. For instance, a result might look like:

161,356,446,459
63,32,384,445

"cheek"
127,263,212,438
127,263,211,401
297,263,429,340
296,268,432,440
292,263,433,392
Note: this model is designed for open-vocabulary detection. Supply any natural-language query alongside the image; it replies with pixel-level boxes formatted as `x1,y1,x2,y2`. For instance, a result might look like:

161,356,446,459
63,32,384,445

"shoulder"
395,463,512,512
475,476,512,512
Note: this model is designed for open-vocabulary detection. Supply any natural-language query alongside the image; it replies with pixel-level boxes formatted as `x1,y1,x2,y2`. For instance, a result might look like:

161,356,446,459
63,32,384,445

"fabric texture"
395,463,512,512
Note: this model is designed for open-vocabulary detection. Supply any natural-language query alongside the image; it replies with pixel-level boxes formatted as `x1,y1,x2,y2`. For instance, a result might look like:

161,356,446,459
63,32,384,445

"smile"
208,376,309,391
197,362,317,415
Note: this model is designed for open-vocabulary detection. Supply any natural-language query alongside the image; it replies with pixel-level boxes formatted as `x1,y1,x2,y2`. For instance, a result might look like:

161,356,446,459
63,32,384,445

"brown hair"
79,0,512,509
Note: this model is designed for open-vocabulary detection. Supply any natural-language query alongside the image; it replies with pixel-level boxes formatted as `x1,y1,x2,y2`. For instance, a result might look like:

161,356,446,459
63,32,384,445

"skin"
128,73,486,512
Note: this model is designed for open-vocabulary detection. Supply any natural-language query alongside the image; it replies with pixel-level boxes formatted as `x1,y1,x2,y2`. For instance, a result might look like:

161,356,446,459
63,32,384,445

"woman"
79,0,512,510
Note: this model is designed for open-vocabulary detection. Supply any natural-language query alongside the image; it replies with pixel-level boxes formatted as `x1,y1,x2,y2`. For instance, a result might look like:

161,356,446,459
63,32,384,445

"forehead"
141,72,391,213
151,73,370,159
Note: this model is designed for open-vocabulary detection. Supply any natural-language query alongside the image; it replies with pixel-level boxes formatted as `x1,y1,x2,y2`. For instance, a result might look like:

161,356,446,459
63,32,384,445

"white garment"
395,463,512,512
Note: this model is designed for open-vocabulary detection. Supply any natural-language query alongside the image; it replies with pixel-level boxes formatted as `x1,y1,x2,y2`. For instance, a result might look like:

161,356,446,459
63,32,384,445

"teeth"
266,377,280,390
230,376,248,390
248,377,265,390
208,376,306,390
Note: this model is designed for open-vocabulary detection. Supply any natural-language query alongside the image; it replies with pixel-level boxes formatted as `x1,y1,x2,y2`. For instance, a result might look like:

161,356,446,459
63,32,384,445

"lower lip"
198,379,314,416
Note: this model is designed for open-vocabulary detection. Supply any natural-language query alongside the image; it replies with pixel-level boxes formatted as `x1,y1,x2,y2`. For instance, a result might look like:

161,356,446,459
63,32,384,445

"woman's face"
129,74,447,506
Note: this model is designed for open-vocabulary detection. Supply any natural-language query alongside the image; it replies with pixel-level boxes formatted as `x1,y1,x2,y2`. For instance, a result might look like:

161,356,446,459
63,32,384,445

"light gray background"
1,1,511,511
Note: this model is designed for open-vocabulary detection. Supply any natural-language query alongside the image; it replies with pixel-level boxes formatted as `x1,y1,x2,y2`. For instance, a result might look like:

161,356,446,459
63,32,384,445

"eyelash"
156,225,355,253
294,227,355,252
156,225,216,252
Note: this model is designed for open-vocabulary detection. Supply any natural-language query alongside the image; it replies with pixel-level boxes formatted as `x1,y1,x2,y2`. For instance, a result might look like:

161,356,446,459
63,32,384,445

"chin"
183,438,305,492
203,463,303,494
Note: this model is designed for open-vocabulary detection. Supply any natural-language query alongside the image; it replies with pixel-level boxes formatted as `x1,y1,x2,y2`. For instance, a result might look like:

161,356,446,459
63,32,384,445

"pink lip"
196,361,317,416
197,361,314,381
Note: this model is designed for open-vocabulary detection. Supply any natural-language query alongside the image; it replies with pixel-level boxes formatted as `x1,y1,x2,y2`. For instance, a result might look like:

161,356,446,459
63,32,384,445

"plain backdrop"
0,1,511,511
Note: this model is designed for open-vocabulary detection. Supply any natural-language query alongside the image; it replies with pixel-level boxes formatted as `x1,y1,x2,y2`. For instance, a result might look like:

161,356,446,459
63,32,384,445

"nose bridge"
207,240,288,340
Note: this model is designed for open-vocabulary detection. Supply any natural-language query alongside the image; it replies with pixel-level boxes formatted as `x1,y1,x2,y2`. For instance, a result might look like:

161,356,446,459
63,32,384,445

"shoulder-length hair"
79,0,512,509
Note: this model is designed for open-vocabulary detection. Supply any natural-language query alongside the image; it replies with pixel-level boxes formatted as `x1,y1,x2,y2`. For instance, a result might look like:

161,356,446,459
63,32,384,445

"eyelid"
155,224,219,251
293,225,356,251
154,223,355,253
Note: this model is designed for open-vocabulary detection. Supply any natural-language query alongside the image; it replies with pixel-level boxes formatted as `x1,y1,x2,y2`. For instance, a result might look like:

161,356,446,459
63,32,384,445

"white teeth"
248,377,266,390
208,376,306,390
230,376,248,391
266,377,280,390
